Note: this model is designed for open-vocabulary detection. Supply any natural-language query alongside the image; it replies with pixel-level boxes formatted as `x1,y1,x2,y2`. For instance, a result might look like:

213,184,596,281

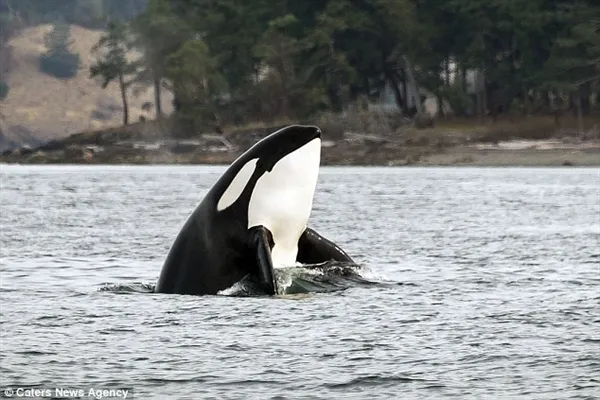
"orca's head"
247,124,322,172
216,125,322,267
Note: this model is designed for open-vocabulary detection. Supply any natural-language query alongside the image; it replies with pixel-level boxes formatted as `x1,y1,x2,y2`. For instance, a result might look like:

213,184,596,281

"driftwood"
345,132,392,144
201,134,236,150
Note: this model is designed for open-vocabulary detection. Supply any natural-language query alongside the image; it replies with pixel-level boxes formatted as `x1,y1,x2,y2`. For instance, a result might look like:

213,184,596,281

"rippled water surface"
1,165,599,399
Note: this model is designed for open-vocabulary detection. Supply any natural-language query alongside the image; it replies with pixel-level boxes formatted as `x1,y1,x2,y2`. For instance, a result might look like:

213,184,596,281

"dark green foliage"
5,0,599,125
0,0,148,28
132,0,191,119
90,22,137,125
90,22,135,88
144,0,598,126
0,80,9,100
439,84,473,117
39,23,80,79
39,52,80,79
0,12,16,43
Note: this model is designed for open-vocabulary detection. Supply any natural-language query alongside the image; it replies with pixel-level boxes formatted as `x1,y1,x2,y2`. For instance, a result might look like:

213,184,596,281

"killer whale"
155,125,354,296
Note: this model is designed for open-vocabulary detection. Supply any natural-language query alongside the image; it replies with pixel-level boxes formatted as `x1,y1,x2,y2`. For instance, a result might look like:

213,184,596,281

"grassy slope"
0,24,173,146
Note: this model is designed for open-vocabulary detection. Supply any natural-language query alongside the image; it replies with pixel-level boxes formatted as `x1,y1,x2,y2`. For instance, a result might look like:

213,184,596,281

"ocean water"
0,165,599,399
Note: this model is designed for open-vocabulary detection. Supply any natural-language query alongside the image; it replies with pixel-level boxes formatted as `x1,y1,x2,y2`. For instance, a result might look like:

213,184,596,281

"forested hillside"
0,0,598,145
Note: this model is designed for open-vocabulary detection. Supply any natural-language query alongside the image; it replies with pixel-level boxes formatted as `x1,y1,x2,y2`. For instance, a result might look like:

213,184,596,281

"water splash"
98,262,378,297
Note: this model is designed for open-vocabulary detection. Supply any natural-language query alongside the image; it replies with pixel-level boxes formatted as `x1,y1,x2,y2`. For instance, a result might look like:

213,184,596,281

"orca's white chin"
248,138,321,268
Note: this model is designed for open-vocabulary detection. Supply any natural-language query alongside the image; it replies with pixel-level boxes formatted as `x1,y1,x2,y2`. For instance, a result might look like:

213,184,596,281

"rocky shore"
1,122,599,167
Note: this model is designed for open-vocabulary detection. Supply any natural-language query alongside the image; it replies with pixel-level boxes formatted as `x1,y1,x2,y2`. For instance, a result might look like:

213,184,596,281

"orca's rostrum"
156,125,354,295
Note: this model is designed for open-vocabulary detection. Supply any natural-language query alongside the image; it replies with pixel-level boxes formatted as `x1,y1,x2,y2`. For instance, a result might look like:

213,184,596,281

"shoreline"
2,121,599,167
2,144,598,167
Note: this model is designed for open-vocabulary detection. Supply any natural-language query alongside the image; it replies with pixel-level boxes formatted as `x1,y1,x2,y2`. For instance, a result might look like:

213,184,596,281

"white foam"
358,265,390,282
217,281,248,296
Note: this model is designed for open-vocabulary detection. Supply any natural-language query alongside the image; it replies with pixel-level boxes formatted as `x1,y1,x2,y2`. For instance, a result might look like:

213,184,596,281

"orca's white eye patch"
217,158,258,211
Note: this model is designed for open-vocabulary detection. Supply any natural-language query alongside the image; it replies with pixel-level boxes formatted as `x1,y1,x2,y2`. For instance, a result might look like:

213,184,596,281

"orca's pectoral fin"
247,225,277,295
297,227,354,264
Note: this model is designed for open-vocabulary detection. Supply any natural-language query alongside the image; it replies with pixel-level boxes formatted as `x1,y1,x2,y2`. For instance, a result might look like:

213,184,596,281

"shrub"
317,103,405,139
40,51,81,79
39,23,81,79
0,81,9,100
439,83,473,117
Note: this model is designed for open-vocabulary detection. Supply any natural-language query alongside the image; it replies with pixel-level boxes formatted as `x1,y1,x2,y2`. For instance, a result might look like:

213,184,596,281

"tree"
0,5,19,45
0,80,8,100
0,5,20,93
0,0,149,28
545,2,600,115
166,38,226,133
90,22,137,125
39,22,80,79
253,14,302,117
299,1,357,113
132,0,190,119
172,0,276,119
120,0,599,126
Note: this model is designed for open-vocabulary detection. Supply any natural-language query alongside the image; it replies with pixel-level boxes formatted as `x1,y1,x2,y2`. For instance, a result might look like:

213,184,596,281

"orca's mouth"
313,127,322,140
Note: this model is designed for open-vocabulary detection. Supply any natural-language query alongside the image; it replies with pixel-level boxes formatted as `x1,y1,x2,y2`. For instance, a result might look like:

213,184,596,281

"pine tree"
39,22,80,79
132,0,189,119
90,22,137,125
